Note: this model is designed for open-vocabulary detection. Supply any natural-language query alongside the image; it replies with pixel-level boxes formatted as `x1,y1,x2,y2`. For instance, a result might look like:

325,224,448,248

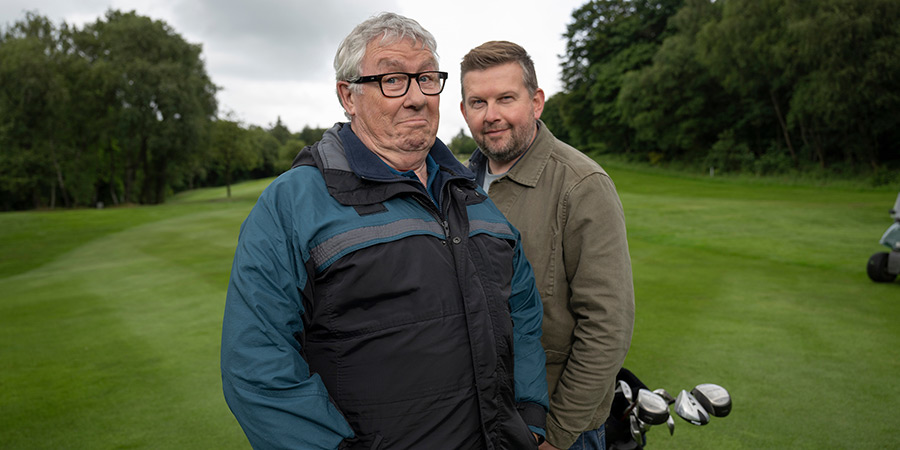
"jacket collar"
338,122,475,183
308,122,476,207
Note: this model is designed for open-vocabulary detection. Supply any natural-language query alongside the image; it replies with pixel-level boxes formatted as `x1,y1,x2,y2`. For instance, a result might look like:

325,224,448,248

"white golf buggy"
866,192,900,283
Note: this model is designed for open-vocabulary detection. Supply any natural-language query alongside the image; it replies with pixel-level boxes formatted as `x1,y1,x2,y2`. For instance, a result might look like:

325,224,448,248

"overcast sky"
1,0,585,143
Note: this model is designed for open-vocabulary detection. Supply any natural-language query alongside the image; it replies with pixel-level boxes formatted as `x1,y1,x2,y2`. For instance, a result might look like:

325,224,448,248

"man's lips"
398,117,429,127
483,127,509,138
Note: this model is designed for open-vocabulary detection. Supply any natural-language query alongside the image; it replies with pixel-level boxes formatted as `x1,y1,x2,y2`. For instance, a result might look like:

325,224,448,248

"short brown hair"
460,40,538,97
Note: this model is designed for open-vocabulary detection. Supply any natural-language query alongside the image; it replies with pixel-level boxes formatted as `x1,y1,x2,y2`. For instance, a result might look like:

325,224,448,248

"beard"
474,122,533,164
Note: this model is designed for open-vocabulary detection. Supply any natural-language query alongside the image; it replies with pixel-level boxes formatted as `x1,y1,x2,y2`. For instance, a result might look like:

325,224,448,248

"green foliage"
0,14,90,209
556,0,900,178
0,11,218,209
540,94,571,144
558,0,685,153
704,129,754,174
268,117,292,145
75,10,218,205
447,128,477,156
618,0,732,162
295,125,327,147
0,11,337,210
209,118,257,198
278,139,308,172
249,125,281,178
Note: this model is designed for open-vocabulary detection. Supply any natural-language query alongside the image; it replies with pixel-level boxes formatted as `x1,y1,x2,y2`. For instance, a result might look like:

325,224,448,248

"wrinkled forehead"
364,34,438,71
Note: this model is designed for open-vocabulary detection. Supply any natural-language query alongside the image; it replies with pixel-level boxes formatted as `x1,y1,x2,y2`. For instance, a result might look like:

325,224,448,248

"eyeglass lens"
381,72,443,97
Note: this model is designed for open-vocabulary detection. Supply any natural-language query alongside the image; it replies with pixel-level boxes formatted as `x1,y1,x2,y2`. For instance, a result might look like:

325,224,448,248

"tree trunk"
225,163,232,199
123,152,135,205
154,158,167,204
108,146,120,205
769,89,797,167
51,149,71,208
858,124,880,172
799,118,825,169
811,129,826,170
138,134,150,204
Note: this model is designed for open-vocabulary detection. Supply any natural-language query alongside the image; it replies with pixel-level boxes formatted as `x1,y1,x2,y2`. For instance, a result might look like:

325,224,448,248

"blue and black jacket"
221,123,548,449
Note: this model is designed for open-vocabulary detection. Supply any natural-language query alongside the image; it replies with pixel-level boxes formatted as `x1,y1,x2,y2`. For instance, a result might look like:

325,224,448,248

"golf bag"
605,368,649,449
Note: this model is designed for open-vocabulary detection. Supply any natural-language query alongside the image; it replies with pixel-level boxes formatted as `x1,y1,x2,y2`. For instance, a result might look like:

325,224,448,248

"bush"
705,129,754,174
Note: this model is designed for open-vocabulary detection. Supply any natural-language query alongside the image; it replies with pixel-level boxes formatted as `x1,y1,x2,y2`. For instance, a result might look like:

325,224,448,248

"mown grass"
608,163,899,449
1,167,897,449
0,184,261,449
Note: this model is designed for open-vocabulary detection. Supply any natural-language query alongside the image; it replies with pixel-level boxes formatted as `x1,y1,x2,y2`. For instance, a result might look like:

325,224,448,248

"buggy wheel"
867,252,897,282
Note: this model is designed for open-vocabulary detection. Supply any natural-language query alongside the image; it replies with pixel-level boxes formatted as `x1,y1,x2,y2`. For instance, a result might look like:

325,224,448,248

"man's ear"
460,99,468,121
337,81,356,117
532,88,546,120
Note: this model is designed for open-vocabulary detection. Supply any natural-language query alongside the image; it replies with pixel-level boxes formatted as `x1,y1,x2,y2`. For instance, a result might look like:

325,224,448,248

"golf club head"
636,389,670,425
617,379,634,404
691,383,732,417
666,414,675,435
674,389,710,426
629,414,642,444
653,388,676,405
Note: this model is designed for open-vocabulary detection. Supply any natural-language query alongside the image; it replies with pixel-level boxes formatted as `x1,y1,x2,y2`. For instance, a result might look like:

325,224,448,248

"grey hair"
334,12,439,115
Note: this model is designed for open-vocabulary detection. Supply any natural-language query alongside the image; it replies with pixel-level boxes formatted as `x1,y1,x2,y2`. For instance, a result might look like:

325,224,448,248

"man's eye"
383,75,404,85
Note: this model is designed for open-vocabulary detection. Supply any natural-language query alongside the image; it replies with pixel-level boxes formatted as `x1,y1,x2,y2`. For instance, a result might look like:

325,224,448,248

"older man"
460,41,635,450
221,15,548,450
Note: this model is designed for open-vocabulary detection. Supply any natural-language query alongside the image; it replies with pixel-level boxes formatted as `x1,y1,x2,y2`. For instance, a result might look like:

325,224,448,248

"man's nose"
403,81,429,108
484,101,501,123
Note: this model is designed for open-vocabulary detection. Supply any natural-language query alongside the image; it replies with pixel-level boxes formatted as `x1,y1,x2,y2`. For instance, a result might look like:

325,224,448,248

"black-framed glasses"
350,71,448,97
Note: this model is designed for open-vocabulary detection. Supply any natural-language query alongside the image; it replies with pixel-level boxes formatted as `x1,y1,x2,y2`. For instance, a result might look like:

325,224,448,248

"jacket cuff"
517,402,547,432
545,415,580,449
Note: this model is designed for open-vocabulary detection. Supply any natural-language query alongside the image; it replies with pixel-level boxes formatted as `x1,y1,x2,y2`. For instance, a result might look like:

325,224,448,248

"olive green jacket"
469,121,635,448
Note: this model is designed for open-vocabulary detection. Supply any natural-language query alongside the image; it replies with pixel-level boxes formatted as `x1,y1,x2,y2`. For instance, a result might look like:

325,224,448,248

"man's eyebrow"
490,90,519,99
375,58,438,72
375,59,405,71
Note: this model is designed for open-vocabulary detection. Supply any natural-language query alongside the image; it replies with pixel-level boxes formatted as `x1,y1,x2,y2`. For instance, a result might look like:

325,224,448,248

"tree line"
542,0,900,182
4,1,898,211
0,10,325,211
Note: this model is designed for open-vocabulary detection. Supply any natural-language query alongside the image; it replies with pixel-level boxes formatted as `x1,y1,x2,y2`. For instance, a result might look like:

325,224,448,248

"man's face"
460,62,544,163
338,37,440,162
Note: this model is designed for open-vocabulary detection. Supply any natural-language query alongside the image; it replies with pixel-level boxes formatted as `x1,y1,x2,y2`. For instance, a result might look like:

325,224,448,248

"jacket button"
452,237,462,244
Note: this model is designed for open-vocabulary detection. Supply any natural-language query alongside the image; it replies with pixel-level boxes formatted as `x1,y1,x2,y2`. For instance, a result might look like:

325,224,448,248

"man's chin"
480,144,522,163
399,134,435,153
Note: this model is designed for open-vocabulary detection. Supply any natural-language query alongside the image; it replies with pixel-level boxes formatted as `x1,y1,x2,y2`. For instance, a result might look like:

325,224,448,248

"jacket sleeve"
546,173,635,447
221,186,354,450
508,236,550,434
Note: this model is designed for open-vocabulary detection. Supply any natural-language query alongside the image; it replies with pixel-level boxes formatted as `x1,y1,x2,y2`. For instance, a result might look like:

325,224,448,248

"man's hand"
538,442,563,450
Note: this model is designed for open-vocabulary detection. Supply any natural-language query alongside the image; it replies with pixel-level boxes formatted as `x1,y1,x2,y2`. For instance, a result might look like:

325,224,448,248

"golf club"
617,379,633,404
691,383,732,417
674,389,709,426
636,389,670,425
653,388,675,405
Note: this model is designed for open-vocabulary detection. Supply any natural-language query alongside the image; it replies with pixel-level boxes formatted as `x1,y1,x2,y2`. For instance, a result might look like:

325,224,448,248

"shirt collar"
471,120,549,188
